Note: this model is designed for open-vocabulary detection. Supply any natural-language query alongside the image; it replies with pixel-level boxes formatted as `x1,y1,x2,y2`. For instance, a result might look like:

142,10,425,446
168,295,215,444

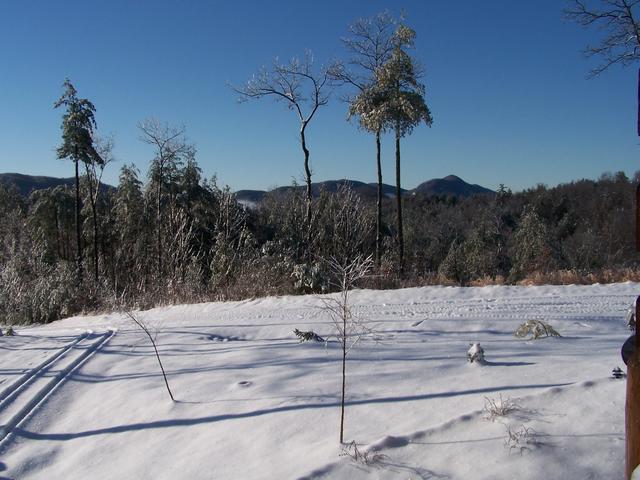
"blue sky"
0,0,637,192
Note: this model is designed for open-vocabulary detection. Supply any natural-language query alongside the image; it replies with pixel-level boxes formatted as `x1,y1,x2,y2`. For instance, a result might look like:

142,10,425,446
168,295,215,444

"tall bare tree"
332,12,397,266
233,52,331,247
138,118,192,277
83,135,114,283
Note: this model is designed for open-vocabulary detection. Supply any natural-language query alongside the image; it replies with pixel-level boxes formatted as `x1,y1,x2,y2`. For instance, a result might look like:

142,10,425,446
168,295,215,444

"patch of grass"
483,394,519,421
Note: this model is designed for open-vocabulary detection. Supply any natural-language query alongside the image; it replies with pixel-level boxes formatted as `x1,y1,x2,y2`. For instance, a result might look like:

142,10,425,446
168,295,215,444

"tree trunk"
91,200,99,283
395,124,404,274
84,165,100,283
340,309,347,444
157,165,163,277
375,129,383,267
301,123,313,249
74,158,83,284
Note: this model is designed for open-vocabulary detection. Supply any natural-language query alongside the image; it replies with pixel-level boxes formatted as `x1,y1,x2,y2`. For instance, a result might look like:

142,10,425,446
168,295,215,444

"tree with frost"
138,118,193,277
54,79,103,284
376,24,433,273
322,255,373,443
331,11,397,266
233,52,331,250
83,135,114,283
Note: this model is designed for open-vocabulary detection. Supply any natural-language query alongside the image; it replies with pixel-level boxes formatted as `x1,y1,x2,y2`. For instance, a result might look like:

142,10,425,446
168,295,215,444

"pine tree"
54,79,102,284
376,24,433,273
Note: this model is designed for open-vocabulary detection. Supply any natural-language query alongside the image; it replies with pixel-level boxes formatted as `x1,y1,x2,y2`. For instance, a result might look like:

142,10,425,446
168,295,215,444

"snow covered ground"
0,283,635,479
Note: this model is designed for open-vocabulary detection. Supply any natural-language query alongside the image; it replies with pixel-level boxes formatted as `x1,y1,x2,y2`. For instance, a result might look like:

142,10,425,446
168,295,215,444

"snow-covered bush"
504,424,538,454
339,441,385,466
483,394,519,421
293,328,325,342
467,343,485,364
292,262,327,294
514,320,561,339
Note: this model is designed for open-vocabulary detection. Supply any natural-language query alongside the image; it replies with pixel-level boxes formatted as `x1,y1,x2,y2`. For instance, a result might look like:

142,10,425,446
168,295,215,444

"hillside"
0,173,115,196
0,173,78,196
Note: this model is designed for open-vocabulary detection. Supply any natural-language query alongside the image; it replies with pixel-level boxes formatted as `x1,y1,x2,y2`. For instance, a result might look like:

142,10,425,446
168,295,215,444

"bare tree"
138,119,193,277
322,254,373,444
566,0,640,76
331,12,397,266
232,52,331,248
84,135,115,283
567,1,640,134
124,311,175,402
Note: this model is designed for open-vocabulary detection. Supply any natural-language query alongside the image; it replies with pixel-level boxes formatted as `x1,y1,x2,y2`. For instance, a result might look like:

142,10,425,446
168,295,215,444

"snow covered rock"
467,342,485,364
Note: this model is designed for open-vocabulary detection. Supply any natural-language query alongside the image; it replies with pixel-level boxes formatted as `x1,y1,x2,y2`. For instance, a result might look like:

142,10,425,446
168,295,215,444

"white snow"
0,283,635,479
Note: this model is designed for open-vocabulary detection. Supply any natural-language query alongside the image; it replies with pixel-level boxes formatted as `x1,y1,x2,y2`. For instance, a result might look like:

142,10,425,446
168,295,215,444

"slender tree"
138,118,192,277
54,79,102,284
377,24,433,273
233,52,331,248
322,255,373,443
332,12,397,266
83,135,114,283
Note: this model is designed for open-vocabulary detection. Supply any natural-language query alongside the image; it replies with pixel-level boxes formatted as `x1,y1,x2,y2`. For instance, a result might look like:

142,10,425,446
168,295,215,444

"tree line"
1,159,638,324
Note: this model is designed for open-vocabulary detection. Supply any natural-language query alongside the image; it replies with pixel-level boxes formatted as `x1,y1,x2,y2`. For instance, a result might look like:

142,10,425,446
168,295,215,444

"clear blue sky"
0,0,637,192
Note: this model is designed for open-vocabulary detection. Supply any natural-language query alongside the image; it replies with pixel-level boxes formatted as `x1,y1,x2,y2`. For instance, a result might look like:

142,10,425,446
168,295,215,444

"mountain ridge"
0,172,495,201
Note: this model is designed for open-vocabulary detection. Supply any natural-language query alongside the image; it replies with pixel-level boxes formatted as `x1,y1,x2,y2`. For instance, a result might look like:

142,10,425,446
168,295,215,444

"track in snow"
0,330,115,444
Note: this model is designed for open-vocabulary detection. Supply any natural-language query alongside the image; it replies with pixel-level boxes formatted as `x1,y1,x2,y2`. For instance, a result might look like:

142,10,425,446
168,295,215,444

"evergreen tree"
334,11,397,266
54,79,103,284
376,24,433,273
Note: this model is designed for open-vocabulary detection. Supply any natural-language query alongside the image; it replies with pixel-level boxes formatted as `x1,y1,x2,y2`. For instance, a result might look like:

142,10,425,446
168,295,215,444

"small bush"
339,441,386,466
293,328,325,342
504,424,538,454
483,394,519,421
514,320,561,339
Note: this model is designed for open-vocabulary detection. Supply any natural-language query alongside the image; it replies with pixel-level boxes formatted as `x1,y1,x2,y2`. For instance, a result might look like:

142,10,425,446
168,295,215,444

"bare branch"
566,0,640,76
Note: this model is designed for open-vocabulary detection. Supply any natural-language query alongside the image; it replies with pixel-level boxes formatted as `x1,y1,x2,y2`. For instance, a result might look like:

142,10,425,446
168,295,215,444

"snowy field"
0,283,636,479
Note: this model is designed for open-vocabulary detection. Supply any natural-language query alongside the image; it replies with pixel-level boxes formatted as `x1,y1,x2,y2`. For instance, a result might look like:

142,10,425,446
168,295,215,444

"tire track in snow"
0,330,115,445
0,331,90,404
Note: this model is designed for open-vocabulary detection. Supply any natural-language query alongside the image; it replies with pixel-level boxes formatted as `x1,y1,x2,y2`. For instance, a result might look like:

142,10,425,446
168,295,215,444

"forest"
0,156,637,325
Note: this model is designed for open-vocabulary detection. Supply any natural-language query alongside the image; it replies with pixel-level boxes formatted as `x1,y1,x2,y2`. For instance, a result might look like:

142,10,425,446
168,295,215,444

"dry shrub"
514,320,561,339
469,275,506,287
483,394,519,421
518,268,640,286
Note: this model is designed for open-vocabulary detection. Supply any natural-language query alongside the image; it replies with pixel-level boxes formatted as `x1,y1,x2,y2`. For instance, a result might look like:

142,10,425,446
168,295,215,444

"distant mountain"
0,173,76,196
0,173,114,196
236,175,492,206
236,179,407,206
412,175,495,197
1,172,494,203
